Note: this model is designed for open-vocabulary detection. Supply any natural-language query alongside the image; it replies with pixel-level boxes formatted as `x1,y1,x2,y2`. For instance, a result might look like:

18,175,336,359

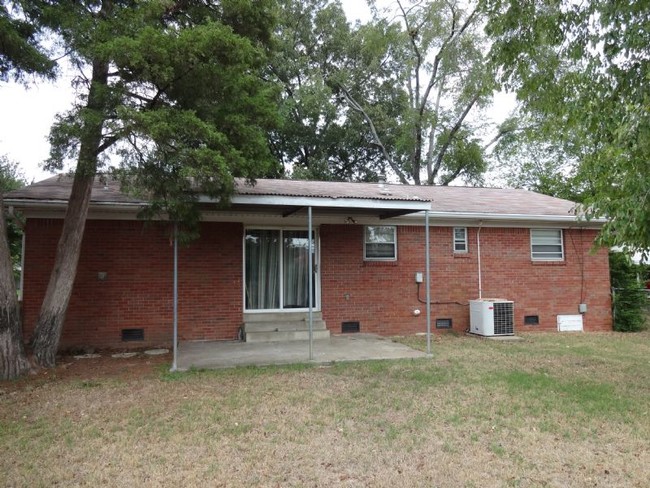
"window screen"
453,227,468,253
531,229,564,260
364,226,397,260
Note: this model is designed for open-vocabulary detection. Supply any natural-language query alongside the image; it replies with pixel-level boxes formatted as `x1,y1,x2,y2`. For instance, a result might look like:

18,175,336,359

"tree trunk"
31,57,110,368
0,193,31,380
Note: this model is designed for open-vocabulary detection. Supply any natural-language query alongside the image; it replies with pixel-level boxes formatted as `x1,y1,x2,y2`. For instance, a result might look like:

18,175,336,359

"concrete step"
242,311,329,343
244,311,323,323
243,319,327,333
245,329,331,343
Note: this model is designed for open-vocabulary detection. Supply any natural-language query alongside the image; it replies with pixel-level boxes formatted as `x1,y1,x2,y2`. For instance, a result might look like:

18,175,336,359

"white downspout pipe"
425,210,431,357
477,221,483,300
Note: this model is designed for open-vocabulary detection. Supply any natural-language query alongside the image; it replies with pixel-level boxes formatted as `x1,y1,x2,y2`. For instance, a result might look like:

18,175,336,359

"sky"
0,1,513,183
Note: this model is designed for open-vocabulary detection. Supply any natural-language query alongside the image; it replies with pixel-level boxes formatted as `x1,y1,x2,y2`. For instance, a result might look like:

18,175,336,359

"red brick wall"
22,219,611,351
22,219,243,350
320,225,611,335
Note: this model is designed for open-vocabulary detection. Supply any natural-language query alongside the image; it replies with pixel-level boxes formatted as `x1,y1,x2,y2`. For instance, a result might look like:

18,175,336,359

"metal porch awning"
171,195,433,371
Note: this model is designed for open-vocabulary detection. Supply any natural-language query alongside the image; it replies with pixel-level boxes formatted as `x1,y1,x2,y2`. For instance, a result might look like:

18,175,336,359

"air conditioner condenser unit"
469,299,515,336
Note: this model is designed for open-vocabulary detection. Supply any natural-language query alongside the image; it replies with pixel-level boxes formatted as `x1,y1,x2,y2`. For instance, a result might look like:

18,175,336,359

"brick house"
4,176,611,351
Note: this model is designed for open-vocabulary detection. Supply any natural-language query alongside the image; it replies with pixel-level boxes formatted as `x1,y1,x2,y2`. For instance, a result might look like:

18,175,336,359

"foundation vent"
341,321,360,333
524,315,540,325
121,328,144,342
436,318,453,329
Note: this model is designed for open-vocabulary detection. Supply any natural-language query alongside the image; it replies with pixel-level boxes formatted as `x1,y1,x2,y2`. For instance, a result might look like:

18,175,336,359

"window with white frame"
531,229,564,260
364,226,397,260
453,227,468,253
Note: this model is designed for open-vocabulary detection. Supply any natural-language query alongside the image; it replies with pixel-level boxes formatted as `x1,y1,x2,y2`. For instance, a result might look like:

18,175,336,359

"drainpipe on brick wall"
425,210,431,356
477,221,483,300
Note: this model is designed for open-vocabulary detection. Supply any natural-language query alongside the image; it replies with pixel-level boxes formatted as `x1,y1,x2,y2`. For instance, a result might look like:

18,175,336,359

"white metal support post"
308,206,314,360
171,222,178,372
425,210,432,356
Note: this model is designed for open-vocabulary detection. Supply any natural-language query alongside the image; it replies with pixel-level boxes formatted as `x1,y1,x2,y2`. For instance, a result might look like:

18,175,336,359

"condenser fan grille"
493,302,514,335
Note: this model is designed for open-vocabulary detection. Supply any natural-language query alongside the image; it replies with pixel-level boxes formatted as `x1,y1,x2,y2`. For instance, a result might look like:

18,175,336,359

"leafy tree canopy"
0,0,55,81
21,0,280,227
484,0,650,252
270,0,503,186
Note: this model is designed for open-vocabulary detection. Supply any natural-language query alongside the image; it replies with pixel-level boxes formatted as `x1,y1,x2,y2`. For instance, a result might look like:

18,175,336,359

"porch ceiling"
223,202,430,220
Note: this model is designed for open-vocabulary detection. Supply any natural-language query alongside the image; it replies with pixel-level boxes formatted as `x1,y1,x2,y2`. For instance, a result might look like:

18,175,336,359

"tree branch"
482,124,540,151
420,4,478,116
439,166,463,186
337,83,409,185
428,92,480,184
426,73,446,182
397,0,423,183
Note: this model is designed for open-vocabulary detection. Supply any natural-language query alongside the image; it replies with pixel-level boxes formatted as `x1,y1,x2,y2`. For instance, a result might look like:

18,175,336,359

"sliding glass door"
245,229,318,310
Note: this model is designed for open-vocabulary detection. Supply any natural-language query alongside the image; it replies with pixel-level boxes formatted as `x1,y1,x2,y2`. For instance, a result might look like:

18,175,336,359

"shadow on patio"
176,333,427,370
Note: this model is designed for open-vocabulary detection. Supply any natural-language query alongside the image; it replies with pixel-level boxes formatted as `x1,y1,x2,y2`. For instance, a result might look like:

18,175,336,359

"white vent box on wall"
469,299,515,336
557,314,583,332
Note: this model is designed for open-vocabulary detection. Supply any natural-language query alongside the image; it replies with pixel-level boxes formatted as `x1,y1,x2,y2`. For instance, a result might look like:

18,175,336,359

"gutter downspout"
308,206,314,361
170,222,178,372
425,210,431,357
477,221,483,300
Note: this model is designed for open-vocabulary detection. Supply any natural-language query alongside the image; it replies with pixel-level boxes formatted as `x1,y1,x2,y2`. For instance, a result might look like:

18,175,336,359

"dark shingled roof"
4,174,580,217
236,178,578,216
5,175,145,204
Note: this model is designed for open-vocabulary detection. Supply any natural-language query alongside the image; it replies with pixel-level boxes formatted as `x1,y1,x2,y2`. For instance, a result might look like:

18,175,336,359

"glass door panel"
245,229,280,310
283,231,311,308
245,229,317,310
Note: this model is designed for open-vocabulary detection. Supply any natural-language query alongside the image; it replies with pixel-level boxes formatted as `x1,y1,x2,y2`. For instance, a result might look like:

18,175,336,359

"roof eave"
3,199,146,211
401,210,607,226
226,194,432,212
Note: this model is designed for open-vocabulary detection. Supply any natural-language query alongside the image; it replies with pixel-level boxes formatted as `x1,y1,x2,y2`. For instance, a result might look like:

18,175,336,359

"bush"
610,252,647,332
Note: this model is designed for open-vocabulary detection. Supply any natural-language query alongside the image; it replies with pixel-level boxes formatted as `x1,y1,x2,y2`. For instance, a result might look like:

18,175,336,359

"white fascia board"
227,194,432,212
3,199,145,209
395,211,607,227
3,199,145,219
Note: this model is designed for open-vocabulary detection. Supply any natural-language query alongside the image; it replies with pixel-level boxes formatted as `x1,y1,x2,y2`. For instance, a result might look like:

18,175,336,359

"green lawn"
2,331,649,487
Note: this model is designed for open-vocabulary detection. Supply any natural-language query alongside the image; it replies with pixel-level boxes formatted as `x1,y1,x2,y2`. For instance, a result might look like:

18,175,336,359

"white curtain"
245,230,280,309
283,231,310,308
245,229,314,310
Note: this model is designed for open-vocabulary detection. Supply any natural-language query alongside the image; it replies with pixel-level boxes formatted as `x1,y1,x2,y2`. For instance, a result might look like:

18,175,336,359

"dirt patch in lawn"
0,349,170,393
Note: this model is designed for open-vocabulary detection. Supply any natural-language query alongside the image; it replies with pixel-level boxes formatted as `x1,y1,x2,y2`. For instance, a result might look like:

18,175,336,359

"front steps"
243,312,330,343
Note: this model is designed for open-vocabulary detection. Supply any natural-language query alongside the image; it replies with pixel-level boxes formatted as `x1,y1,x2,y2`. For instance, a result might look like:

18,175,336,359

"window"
531,229,564,260
453,227,468,253
364,226,397,260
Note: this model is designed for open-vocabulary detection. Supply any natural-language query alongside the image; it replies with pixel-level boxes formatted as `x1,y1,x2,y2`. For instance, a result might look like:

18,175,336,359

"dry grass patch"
2,332,649,487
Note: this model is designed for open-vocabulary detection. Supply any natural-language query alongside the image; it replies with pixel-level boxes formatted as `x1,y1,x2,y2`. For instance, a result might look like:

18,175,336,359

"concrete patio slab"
176,333,427,370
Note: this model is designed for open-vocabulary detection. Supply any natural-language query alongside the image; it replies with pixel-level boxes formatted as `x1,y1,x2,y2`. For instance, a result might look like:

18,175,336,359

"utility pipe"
477,221,483,300
425,210,431,356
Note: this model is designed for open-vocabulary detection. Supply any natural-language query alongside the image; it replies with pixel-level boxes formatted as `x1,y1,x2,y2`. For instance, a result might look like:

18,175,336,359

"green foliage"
270,0,499,186
484,0,650,250
0,156,25,282
20,0,279,228
0,1,55,81
490,113,588,201
609,252,647,332
268,0,389,182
